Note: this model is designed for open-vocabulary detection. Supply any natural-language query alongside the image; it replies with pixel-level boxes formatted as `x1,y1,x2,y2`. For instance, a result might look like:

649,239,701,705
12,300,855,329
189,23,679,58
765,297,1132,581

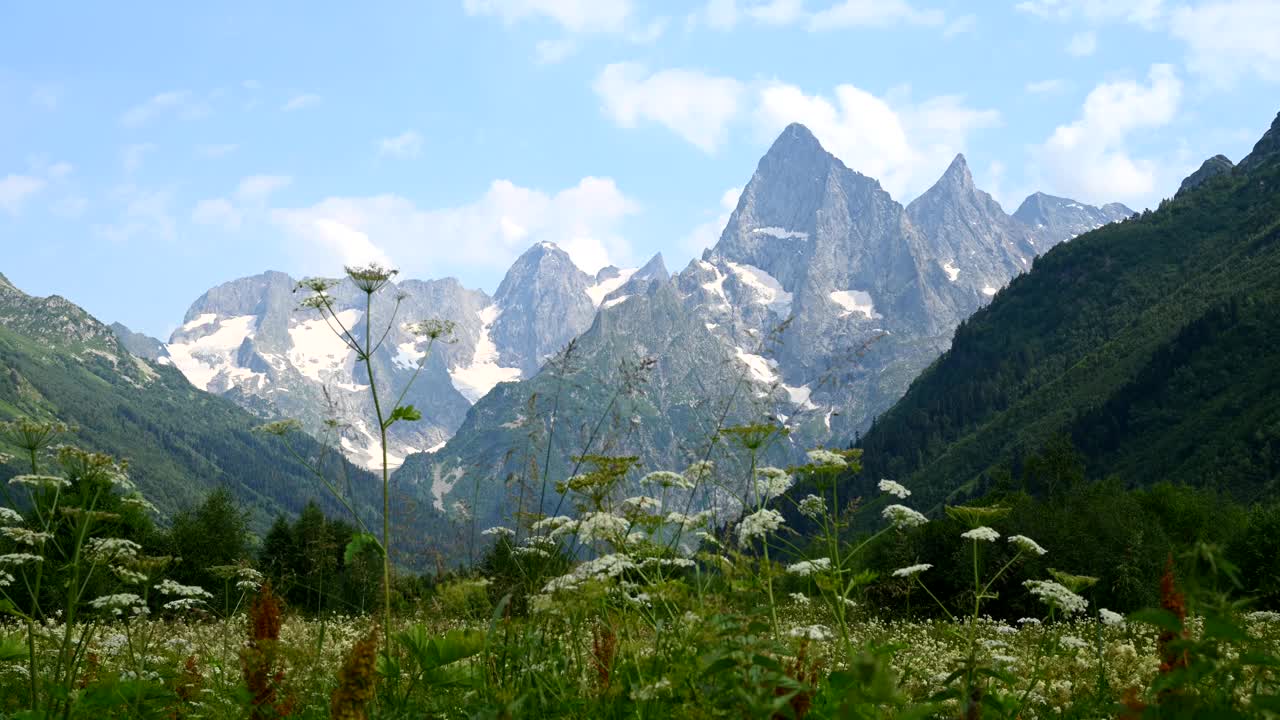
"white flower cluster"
86,537,141,563
1099,608,1125,626
0,553,43,566
1059,635,1088,650
0,507,24,526
532,515,576,538
790,592,811,606
892,563,933,578
236,566,265,592
878,479,910,498
640,470,694,490
664,510,711,531
1246,610,1280,622
89,593,148,617
786,557,831,576
156,579,213,599
882,504,927,529
806,449,846,467
736,508,784,547
621,495,662,513
1024,579,1088,616
787,624,832,641
961,526,1000,543
576,512,629,544
542,553,635,593
1008,535,1047,556
8,475,70,490
0,570,14,588
754,467,793,501
683,460,715,484
482,526,515,537
0,526,51,546
797,494,826,520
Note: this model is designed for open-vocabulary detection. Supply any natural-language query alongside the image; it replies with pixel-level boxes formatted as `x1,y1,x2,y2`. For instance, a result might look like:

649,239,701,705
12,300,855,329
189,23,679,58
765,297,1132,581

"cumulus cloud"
594,63,744,152
1014,0,1166,27
378,130,424,158
754,81,1000,200
192,175,293,231
0,175,46,215
270,177,639,277
462,0,632,32
1169,1,1280,86
1035,63,1182,205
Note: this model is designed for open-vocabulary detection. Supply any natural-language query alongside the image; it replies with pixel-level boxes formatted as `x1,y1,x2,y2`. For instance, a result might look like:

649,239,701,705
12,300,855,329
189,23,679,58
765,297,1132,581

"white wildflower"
1099,608,1125,626
0,507,24,526
797,494,826,520
112,566,148,585
790,592,811,606
89,593,146,617
622,495,662,513
1024,580,1088,616
981,639,1008,649
892,563,933,578
576,512,629,544
0,553,43,566
786,557,831,576
1017,617,1042,625
8,475,70,490
532,515,576,538
787,624,832,641
664,510,710,530
481,526,515,537
1060,635,1088,650
163,598,207,612
878,479,910,498
235,567,264,592
806,449,846,467
0,571,14,587
882,504,927,529
754,467,793,501
641,471,693,490
120,495,158,514
85,538,141,563
992,654,1018,666
156,579,213,599
961,526,1000,543
0,526,51,546
683,460,714,485
1008,535,1047,556
1246,610,1280,622
736,508,784,547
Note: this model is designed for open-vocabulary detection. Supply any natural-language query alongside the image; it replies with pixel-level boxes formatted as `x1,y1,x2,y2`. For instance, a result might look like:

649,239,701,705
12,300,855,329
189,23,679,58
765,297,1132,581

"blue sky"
1,0,1277,338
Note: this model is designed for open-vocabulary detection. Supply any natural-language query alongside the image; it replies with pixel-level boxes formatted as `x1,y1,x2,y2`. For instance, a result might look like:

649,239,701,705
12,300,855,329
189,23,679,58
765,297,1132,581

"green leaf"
0,633,28,662
384,405,422,428
1204,614,1248,643
343,532,382,565
1128,608,1182,632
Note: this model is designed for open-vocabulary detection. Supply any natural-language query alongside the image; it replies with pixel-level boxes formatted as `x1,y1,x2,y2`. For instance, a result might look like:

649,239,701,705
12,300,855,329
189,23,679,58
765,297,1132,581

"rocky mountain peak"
1178,155,1234,195
493,241,589,307
937,153,975,191
1238,110,1280,173
0,271,12,289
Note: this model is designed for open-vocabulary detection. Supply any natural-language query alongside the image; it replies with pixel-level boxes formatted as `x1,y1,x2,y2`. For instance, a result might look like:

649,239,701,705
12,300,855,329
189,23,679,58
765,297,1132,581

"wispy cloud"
1066,30,1098,56
378,130,424,158
120,90,201,127
1025,78,1068,94
0,175,47,215
594,63,745,152
122,143,158,173
196,143,239,158
463,0,632,33
281,93,321,112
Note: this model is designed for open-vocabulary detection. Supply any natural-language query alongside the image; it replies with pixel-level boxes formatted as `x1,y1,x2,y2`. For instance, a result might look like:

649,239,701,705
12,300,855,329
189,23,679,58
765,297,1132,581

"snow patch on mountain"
982,286,997,296
828,290,880,319
782,383,818,409
288,310,367,391
166,315,259,391
726,261,792,316
181,313,217,332
943,261,960,282
751,227,809,240
602,295,630,309
734,347,779,384
585,269,637,306
448,304,522,403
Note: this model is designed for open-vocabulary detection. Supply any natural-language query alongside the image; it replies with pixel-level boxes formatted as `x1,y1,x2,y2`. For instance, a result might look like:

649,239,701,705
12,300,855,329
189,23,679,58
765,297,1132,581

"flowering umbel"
345,263,398,294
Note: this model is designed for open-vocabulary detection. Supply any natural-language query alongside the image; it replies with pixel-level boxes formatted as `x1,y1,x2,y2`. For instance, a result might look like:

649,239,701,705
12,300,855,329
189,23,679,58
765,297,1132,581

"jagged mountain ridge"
386,123,1135,539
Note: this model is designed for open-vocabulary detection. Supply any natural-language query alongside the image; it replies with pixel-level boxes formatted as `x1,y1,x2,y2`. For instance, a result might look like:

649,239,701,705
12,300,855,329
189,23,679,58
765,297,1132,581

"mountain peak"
1238,110,1280,173
762,122,827,162
0,271,12,289
942,153,972,185
635,252,667,280
1178,154,1234,195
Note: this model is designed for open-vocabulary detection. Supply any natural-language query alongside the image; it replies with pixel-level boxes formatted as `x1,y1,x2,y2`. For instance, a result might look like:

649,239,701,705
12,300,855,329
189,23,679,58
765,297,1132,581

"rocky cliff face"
1013,192,1134,245
1178,155,1235,195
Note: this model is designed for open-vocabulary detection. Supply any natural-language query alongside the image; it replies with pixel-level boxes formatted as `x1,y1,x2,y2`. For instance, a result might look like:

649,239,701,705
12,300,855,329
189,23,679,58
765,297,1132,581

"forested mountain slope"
0,272,381,531
850,110,1280,508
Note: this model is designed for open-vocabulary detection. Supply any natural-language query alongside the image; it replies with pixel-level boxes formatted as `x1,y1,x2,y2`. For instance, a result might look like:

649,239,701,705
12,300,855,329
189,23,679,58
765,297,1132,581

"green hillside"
0,274,380,532
849,110,1280,509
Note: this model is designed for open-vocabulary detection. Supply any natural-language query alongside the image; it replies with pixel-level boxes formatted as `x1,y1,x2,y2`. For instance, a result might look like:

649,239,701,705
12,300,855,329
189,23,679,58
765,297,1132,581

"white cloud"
0,175,46,215
1035,63,1182,205
271,177,639,276
754,82,1000,200
704,0,739,29
594,63,744,152
808,0,945,30
1025,78,1068,94
462,0,632,32
31,85,61,110
1066,30,1097,56
51,195,88,219
122,143,157,173
1014,0,1166,26
120,90,202,127
282,93,321,112
628,16,668,43
196,143,239,158
45,162,74,180
378,130,424,158
682,186,742,257
1169,1,1280,86
236,175,293,202
535,38,577,63
94,186,176,242
748,0,806,25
